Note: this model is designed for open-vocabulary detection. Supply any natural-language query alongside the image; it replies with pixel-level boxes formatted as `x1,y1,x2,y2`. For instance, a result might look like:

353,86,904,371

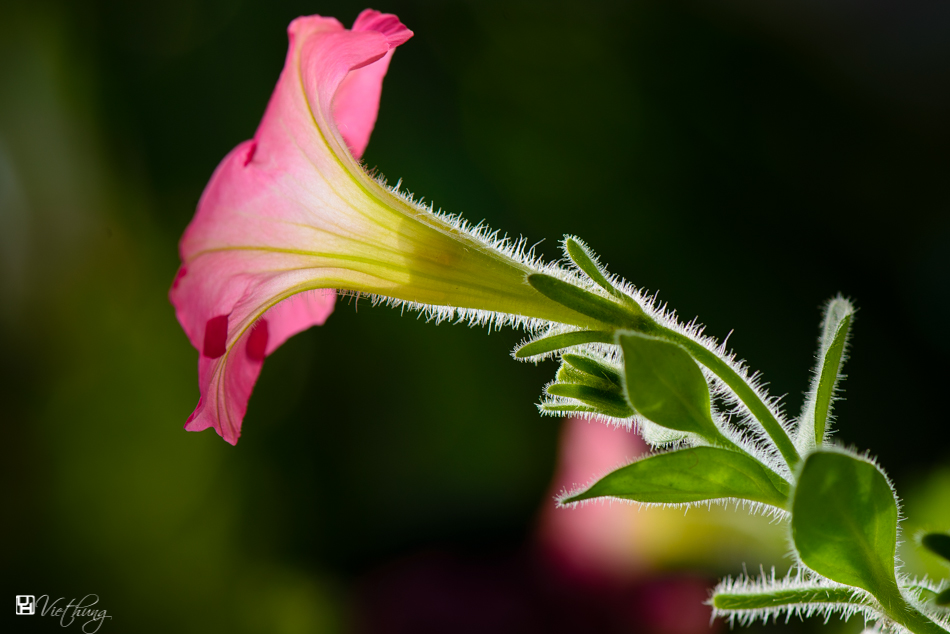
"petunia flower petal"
183,289,335,445
334,9,413,158
171,13,407,445
171,11,604,445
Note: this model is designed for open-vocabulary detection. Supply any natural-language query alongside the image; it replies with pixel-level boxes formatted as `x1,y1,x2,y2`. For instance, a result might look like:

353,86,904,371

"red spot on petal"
203,315,228,358
172,266,187,289
246,319,269,362
242,141,257,167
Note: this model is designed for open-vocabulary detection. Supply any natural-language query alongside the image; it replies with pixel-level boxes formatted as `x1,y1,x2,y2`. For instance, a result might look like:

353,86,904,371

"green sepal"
562,446,790,508
908,585,939,603
618,332,729,446
556,364,584,384
815,299,854,447
539,403,600,416
564,237,627,296
921,533,950,564
514,330,614,359
556,364,619,393
712,587,866,611
798,297,854,451
791,451,901,606
562,353,623,387
906,583,950,607
813,313,852,444
528,274,644,329
546,383,634,419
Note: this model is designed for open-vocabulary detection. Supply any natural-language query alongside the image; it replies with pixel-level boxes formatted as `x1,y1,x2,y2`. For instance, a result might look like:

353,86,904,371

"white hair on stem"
507,237,797,478
711,565,878,627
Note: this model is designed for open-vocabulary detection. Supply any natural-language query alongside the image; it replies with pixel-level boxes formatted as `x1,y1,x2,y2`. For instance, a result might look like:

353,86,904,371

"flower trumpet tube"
170,10,613,445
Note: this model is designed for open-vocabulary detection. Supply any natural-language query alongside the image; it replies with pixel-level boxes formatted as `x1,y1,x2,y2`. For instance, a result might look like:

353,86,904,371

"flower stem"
884,603,948,634
658,326,802,472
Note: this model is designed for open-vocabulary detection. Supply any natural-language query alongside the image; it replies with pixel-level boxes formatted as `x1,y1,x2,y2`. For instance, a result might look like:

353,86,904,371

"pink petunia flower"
171,10,595,445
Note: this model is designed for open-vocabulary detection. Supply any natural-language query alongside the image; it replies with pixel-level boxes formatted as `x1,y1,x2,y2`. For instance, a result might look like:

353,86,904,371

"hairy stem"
713,587,868,611
887,603,947,634
658,326,801,472
877,587,947,634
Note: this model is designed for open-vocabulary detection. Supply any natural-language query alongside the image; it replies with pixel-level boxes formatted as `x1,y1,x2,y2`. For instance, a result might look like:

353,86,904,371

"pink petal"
170,12,411,444
352,9,413,48
183,291,334,445
261,289,336,356
334,10,413,158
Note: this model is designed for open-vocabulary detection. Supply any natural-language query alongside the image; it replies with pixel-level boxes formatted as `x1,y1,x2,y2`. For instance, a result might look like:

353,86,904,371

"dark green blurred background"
2,0,949,632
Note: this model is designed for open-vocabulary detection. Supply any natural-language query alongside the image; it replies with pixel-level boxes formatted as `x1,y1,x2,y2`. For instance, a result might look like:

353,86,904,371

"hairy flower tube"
170,10,611,445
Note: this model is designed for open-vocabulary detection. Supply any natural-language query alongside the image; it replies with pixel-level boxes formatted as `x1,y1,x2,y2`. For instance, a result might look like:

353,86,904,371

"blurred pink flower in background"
535,417,717,634
537,417,649,583
169,11,412,445
355,419,719,632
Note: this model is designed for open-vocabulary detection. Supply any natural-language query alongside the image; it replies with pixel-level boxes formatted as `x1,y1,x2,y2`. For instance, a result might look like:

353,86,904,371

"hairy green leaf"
936,588,950,606
792,451,901,605
546,383,633,418
619,332,728,445
514,330,614,359
562,446,790,507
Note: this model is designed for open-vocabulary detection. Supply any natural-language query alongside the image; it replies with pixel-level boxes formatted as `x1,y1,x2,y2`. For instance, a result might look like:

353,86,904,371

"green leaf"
618,332,727,445
712,587,866,611
514,330,614,359
562,353,623,387
791,451,901,605
546,383,633,418
562,446,790,507
921,532,950,563
936,587,950,606
528,274,644,329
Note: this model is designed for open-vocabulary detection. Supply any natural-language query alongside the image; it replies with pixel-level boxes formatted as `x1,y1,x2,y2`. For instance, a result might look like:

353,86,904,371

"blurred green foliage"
2,1,948,632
